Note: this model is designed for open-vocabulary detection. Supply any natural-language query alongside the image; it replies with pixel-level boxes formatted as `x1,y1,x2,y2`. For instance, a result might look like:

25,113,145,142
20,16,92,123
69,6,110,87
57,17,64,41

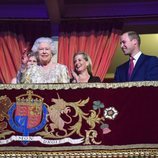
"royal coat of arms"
8,91,47,144
0,90,118,146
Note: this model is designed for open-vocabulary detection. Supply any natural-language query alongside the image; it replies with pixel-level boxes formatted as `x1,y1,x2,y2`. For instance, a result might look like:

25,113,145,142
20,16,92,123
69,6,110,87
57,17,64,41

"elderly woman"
71,52,101,83
21,37,70,83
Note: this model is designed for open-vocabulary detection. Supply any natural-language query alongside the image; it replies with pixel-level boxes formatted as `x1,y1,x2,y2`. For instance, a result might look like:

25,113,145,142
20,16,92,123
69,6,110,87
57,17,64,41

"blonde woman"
71,52,101,83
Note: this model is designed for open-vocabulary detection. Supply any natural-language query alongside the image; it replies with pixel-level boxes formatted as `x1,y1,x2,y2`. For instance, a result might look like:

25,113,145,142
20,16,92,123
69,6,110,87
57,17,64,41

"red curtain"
0,21,52,83
0,33,27,83
58,21,122,81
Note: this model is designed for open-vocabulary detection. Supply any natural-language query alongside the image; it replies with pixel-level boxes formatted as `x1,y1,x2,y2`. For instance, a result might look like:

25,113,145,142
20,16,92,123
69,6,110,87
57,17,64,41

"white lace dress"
22,63,70,83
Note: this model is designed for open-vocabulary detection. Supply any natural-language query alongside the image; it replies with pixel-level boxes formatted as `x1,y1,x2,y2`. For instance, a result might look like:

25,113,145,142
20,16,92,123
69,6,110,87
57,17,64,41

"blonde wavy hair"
73,52,92,75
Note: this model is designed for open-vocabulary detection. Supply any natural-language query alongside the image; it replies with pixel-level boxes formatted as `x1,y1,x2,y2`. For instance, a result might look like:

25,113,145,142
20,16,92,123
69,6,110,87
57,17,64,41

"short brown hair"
123,31,141,46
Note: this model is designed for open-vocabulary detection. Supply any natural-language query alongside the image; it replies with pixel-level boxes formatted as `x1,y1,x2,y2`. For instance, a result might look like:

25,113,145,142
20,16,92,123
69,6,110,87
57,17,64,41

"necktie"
128,57,134,79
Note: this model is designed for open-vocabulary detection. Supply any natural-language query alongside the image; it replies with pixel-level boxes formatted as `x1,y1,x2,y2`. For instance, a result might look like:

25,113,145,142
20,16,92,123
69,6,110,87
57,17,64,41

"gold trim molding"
0,81,158,90
0,149,158,158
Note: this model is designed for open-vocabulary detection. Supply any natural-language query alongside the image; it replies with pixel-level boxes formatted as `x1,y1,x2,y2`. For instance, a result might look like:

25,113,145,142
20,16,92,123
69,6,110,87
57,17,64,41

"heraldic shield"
8,91,47,144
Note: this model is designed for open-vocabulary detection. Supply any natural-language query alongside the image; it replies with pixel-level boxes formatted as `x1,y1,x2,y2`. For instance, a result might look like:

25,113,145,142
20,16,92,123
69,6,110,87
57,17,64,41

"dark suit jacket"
114,54,158,82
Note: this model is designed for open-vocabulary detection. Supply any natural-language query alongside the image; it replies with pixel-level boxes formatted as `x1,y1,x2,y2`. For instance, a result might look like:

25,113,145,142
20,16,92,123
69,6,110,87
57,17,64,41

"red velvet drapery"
0,32,27,83
58,21,122,81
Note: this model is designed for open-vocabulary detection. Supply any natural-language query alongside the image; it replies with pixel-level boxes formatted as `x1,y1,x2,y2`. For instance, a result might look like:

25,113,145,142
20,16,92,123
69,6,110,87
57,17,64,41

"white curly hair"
31,37,57,55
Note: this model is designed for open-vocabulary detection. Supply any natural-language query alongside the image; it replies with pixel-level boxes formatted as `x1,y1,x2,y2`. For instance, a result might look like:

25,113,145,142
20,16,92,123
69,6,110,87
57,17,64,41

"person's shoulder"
141,54,158,62
27,64,39,72
116,60,129,69
141,53,157,58
89,75,101,82
56,63,68,69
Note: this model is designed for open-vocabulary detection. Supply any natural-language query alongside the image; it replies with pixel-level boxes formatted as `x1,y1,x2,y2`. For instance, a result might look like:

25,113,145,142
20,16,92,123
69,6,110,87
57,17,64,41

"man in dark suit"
114,31,158,82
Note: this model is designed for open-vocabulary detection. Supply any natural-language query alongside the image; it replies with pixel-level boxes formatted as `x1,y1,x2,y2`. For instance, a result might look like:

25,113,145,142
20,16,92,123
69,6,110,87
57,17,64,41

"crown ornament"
16,90,43,107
